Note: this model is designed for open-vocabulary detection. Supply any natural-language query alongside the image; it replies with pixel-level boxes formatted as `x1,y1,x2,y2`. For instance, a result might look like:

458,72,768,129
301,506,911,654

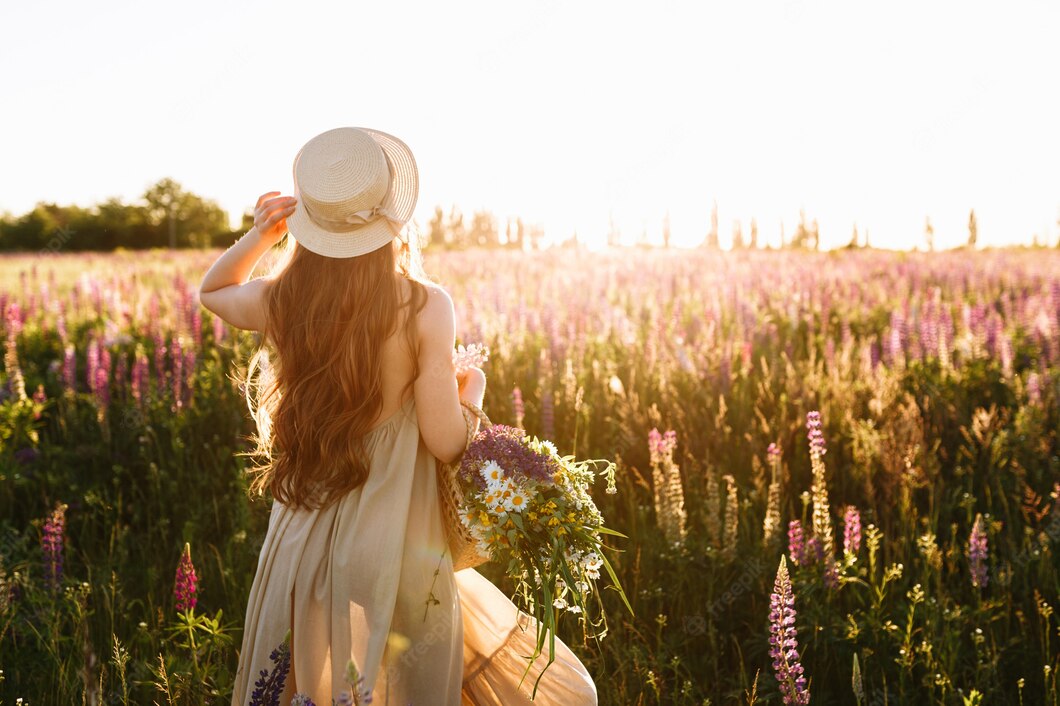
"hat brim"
286,127,419,259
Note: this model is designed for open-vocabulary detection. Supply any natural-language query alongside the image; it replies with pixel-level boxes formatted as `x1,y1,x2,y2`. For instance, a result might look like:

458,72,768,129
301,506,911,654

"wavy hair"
235,226,432,511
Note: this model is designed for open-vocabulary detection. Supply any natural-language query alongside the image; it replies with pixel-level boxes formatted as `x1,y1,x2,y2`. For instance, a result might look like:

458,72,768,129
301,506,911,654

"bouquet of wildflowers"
455,421,632,697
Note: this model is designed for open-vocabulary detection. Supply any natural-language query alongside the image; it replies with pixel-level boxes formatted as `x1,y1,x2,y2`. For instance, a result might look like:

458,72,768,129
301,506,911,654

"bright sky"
2,0,1058,250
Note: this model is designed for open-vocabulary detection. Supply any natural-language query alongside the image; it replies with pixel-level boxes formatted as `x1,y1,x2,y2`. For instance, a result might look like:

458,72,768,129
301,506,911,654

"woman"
199,127,597,706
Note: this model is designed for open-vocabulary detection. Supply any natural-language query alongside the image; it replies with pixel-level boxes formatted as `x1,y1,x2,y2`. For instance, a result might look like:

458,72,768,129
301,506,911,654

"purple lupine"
190,307,202,349
153,330,167,394
42,502,68,591
788,520,806,566
212,313,226,343
171,336,183,410
183,346,196,407
843,505,862,557
648,428,677,466
131,351,148,407
767,442,781,468
95,347,111,410
768,556,810,705
249,633,292,706
540,387,554,440
62,344,76,393
291,695,317,706
806,411,826,458
512,386,525,429
86,336,99,397
174,542,198,613
968,513,989,589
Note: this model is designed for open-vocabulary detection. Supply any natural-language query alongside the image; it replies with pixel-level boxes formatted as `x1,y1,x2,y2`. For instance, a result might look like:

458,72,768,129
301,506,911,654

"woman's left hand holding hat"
252,191,298,246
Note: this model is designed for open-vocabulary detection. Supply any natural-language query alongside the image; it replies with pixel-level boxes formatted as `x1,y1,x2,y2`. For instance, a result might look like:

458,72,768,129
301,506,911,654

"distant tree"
606,212,621,248
662,211,671,248
924,216,935,252
428,206,446,248
789,209,811,249
848,224,859,249
703,200,720,249
142,178,226,248
749,218,758,249
448,206,467,249
811,219,820,251
468,209,499,247
967,209,978,248
731,220,744,249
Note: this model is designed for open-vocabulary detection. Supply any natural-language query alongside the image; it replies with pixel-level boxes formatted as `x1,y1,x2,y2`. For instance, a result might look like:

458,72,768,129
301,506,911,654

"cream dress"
230,395,598,706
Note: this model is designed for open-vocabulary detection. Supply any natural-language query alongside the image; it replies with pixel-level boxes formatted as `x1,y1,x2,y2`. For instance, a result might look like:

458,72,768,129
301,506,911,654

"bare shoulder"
416,282,455,343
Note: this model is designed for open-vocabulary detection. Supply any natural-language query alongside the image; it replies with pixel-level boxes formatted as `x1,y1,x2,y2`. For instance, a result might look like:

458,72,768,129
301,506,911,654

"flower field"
0,246,1058,705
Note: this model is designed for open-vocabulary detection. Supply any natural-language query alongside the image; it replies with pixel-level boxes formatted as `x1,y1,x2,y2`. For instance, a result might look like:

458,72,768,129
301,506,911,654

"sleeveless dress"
230,395,599,706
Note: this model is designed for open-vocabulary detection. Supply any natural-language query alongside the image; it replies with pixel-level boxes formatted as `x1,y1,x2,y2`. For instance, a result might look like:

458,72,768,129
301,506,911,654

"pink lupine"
62,344,76,392
174,542,198,613
968,513,988,589
212,313,226,343
843,505,862,557
512,386,524,429
42,502,68,591
768,556,810,705
788,520,806,566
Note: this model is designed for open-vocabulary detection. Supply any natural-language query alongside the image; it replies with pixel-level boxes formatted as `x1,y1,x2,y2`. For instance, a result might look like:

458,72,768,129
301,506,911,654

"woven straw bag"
437,400,493,571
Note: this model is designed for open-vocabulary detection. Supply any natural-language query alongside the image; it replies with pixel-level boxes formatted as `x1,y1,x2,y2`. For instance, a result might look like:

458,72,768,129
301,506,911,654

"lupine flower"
968,513,989,589
62,344,77,392
212,313,226,343
249,631,292,706
722,474,739,555
3,327,27,402
763,443,783,547
174,542,198,613
788,520,806,566
843,505,862,558
335,659,372,705
648,429,687,548
291,694,316,706
768,556,810,705
540,384,554,440
705,472,721,549
512,386,525,429
807,410,836,575
42,502,68,591
767,442,782,467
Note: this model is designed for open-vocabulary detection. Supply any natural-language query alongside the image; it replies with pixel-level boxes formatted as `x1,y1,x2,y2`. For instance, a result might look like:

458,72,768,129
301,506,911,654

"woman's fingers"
256,191,281,208
258,195,296,213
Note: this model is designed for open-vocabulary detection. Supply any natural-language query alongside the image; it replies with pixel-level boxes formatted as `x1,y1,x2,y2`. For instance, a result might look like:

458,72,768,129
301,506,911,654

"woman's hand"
456,366,486,406
253,191,298,246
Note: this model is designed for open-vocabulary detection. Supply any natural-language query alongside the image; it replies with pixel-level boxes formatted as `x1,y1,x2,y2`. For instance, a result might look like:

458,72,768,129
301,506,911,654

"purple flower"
843,505,862,557
460,424,558,488
62,344,77,392
787,520,806,566
968,513,989,589
648,428,678,466
42,502,68,591
512,386,524,429
541,387,554,440
768,556,810,705
767,442,781,467
174,542,198,613
806,411,826,458
249,633,292,706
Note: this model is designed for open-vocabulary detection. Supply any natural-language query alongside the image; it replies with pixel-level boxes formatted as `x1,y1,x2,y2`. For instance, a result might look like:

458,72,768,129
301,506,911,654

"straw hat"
285,127,418,258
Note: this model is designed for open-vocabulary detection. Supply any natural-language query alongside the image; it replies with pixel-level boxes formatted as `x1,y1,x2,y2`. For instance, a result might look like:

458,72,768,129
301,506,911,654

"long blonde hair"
236,226,432,511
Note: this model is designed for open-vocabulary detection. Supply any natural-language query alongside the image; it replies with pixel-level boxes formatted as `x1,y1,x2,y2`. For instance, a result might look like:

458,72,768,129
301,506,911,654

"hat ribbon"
305,202,405,233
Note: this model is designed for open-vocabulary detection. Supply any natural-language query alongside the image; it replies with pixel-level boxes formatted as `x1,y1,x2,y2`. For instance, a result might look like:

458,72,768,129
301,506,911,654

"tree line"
2,180,1053,253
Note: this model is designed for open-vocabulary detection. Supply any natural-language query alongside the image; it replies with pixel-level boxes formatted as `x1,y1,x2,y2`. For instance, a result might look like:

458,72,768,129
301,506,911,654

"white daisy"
479,460,505,485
